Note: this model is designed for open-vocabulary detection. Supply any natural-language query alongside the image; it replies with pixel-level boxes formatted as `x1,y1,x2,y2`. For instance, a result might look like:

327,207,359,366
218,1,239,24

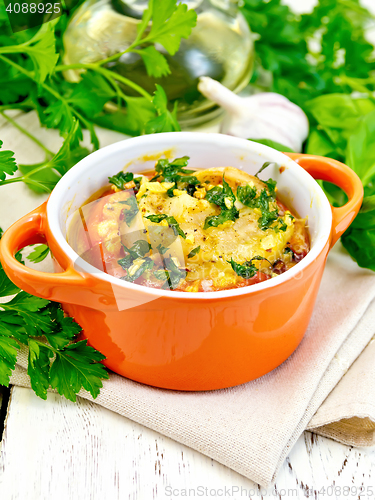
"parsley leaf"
0,334,20,386
49,340,108,402
134,46,171,78
17,119,89,194
145,85,181,134
0,229,109,400
188,246,201,258
0,139,17,181
27,340,53,399
142,0,197,56
204,208,239,230
47,119,89,177
27,244,50,263
21,21,59,83
67,71,116,118
237,171,280,231
0,243,22,297
257,206,279,231
42,99,76,138
117,254,134,270
146,214,186,239
108,96,156,136
152,155,195,184
156,243,169,255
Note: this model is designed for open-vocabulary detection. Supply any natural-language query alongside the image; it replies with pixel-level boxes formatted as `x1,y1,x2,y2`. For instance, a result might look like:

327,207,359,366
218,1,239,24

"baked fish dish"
68,157,310,292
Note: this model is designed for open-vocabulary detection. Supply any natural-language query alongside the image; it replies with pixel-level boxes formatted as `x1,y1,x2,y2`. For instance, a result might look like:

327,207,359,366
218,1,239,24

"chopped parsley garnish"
154,257,186,290
186,183,197,197
123,240,152,260
187,246,201,258
284,247,295,258
121,257,154,283
151,157,200,197
146,214,186,239
237,174,280,231
151,156,195,182
154,269,169,280
264,178,277,196
274,218,288,233
109,171,133,189
257,206,279,230
118,239,152,271
254,162,273,179
228,256,269,279
166,185,176,198
117,254,133,269
204,177,239,229
156,243,169,255
236,184,257,205
119,196,139,225
109,171,141,192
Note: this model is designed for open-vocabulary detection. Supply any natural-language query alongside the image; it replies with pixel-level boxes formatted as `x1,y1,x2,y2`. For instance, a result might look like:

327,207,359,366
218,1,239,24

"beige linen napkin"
1,111,375,486
8,244,375,487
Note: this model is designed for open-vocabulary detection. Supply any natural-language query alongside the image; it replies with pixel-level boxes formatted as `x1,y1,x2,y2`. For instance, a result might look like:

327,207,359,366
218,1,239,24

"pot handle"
284,153,364,248
0,202,91,302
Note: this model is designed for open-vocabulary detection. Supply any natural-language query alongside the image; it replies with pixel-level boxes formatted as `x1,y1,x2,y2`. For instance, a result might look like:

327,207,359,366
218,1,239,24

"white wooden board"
0,387,374,500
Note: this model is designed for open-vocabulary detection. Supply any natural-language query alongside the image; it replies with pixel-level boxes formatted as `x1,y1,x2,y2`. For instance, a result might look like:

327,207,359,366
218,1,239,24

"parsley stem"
0,111,54,158
0,176,52,191
0,103,32,112
0,54,63,102
55,63,153,100
22,162,60,179
0,53,36,79
95,41,139,67
94,14,151,67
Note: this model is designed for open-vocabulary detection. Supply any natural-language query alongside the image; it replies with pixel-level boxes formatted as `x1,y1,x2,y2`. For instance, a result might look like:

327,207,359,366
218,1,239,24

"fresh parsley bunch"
241,0,375,109
0,235,109,402
0,0,197,193
241,0,375,272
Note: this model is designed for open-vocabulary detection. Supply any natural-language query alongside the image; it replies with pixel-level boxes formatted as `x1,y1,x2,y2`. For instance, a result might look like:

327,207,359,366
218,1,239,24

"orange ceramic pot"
0,134,363,390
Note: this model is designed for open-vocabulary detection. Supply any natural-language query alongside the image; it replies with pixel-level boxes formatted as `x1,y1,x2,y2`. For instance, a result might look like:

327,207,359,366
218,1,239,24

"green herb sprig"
204,177,239,229
237,165,280,231
146,214,186,239
0,236,109,402
0,0,197,193
151,156,200,197
154,256,186,290
228,256,269,280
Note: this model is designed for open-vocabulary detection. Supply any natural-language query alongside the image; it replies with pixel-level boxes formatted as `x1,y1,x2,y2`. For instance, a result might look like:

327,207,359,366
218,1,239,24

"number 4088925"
6,2,61,14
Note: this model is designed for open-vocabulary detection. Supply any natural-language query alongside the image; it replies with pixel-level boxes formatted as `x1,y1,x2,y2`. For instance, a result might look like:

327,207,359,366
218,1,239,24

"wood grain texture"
0,387,374,500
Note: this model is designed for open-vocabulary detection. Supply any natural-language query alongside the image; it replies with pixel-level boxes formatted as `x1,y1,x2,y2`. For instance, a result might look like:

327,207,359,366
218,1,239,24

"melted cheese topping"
137,167,296,287
69,166,309,292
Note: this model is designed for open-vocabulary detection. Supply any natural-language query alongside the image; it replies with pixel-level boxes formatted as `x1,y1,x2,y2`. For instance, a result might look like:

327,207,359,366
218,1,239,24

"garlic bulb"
198,77,309,152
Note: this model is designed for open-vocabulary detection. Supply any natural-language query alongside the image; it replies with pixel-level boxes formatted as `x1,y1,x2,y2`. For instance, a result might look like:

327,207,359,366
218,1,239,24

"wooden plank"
0,387,374,500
